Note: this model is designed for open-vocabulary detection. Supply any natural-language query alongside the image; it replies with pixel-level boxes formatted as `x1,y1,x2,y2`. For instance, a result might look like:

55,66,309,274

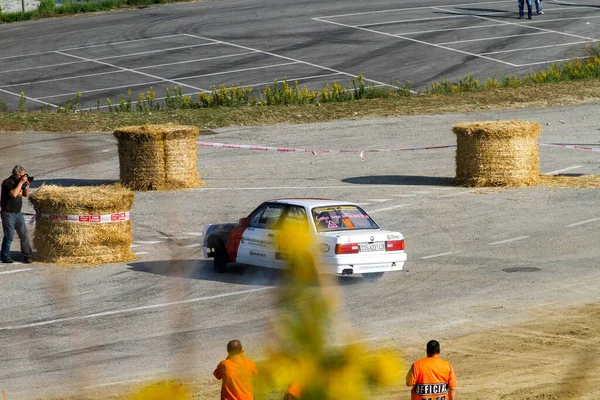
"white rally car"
203,199,407,279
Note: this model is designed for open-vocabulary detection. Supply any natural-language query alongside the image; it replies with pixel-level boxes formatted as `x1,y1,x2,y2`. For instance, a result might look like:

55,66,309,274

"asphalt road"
0,0,599,110
0,103,599,398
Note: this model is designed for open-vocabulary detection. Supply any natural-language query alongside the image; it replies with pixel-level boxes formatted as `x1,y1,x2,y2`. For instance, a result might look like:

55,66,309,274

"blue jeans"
518,0,533,17
1,211,33,260
534,0,542,13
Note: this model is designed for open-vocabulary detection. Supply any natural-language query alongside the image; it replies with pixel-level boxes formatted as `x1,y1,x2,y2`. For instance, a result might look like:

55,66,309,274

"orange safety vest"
406,356,457,400
213,354,258,400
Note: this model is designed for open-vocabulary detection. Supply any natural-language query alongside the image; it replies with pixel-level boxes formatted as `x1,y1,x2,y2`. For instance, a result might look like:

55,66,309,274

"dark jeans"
518,0,533,17
1,211,33,260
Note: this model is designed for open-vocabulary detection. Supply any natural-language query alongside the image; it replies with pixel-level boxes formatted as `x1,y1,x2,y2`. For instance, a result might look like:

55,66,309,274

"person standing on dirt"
214,340,258,400
517,0,533,19
1,165,33,264
406,340,457,400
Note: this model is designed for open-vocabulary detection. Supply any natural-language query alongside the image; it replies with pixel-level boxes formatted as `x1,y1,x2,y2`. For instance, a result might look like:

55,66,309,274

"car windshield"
312,205,379,232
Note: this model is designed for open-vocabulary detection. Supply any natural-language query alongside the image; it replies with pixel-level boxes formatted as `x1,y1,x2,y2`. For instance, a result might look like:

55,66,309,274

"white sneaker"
537,11,544,14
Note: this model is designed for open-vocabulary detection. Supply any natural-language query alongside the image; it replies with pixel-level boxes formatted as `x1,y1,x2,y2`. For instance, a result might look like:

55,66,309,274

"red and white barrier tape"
198,141,600,160
38,211,130,223
196,141,456,161
540,143,600,152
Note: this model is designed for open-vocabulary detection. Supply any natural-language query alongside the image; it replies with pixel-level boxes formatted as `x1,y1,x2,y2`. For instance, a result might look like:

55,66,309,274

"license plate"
359,242,384,252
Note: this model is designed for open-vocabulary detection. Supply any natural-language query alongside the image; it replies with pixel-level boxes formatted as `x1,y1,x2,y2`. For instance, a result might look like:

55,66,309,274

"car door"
274,205,309,269
236,203,286,268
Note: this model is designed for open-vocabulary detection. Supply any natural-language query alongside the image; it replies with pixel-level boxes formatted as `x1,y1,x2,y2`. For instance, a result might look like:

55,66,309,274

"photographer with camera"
1,165,33,264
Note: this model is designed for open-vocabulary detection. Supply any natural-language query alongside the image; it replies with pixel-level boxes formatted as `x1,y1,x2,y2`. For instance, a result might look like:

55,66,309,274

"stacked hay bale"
114,124,203,191
29,185,135,265
453,120,541,187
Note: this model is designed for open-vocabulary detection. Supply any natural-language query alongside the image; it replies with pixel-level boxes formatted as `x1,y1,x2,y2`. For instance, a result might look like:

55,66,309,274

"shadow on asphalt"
128,259,371,287
342,175,454,186
31,178,118,188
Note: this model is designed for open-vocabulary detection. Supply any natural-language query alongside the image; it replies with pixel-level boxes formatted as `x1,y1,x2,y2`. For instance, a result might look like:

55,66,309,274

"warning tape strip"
38,211,130,223
540,143,600,152
198,141,600,159
196,141,456,161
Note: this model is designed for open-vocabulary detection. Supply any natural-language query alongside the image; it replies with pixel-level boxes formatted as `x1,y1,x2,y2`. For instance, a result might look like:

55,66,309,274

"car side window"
281,206,308,230
249,204,286,229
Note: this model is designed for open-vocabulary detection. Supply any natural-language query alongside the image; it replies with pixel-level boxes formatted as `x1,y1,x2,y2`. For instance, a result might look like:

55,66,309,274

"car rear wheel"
362,272,384,280
213,240,230,273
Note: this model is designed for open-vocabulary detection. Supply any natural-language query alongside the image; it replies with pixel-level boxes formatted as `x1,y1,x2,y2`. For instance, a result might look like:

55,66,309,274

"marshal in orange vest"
406,340,457,400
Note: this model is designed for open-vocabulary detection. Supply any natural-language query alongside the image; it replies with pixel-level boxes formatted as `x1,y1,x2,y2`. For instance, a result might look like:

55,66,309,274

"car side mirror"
239,217,249,226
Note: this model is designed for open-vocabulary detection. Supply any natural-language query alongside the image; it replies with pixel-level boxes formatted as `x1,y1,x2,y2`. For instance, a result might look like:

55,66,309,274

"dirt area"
54,302,600,400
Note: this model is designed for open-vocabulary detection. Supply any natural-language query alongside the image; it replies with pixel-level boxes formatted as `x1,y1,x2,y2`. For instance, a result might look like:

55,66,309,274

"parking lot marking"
133,51,259,70
443,8,598,42
0,287,273,331
0,70,124,89
58,34,187,52
184,243,203,248
0,87,58,108
183,232,203,236
420,251,460,259
184,33,397,89
438,31,549,45
133,240,163,245
545,165,582,175
55,51,207,93
365,199,392,202
312,17,519,67
158,236,190,240
134,252,150,255
480,41,596,56
316,0,513,18
194,185,413,191
368,204,407,214
393,194,418,198
96,42,218,61
84,376,157,389
438,189,478,198
0,268,33,275
396,23,506,36
488,236,530,245
36,79,164,100
565,218,600,228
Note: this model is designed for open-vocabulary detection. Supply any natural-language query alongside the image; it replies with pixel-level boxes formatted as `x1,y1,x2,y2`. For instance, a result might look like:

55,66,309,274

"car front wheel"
213,241,230,273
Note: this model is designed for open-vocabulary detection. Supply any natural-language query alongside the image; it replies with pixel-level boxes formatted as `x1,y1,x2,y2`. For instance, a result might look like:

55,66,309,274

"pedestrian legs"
1,212,16,261
534,0,543,14
518,0,533,18
14,213,32,258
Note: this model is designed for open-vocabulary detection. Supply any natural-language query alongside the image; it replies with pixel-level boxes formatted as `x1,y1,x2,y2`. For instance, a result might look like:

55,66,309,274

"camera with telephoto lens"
25,174,34,183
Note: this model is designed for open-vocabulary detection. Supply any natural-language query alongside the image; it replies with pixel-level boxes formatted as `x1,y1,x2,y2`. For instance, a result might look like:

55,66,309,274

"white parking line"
133,51,259,70
488,236,529,245
480,41,595,56
438,31,549,45
545,165,582,175
158,236,190,240
368,204,407,214
55,51,207,93
36,79,164,100
0,268,33,275
84,376,158,389
194,185,415,191
133,240,163,245
134,252,150,255
58,34,188,52
365,199,391,203
393,194,417,198
438,189,478,198
420,251,460,259
0,87,58,108
312,17,519,67
315,0,513,18
183,243,203,248
565,218,600,228
184,33,398,89
95,42,218,61
183,232,203,236
0,287,273,331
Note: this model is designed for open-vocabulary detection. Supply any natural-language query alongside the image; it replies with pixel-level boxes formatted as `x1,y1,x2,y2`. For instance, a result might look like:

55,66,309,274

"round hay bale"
29,185,135,265
114,124,204,191
453,120,541,187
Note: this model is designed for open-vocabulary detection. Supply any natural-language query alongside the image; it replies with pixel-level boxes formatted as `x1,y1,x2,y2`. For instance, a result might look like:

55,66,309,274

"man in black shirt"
1,165,33,263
